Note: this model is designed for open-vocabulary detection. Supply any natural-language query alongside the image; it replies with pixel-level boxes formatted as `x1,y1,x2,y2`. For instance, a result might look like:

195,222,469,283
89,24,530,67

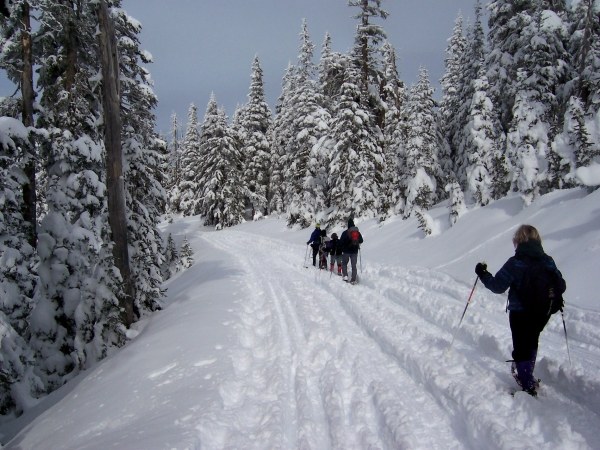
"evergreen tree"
180,236,194,269
199,100,246,229
445,178,467,226
380,41,406,218
0,0,38,247
167,112,183,214
554,95,597,187
162,233,179,279
0,118,42,415
487,0,534,132
402,68,444,218
114,6,166,316
238,56,272,216
31,0,125,390
453,1,487,186
461,71,505,206
269,64,296,215
328,64,382,224
178,103,202,216
507,69,546,205
348,0,388,128
569,0,600,114
285,21,331,227
440,13,467,172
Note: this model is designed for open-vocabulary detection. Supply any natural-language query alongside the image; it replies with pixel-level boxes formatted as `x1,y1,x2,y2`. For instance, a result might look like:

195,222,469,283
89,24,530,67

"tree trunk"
97,0,135,326
20,1,36,247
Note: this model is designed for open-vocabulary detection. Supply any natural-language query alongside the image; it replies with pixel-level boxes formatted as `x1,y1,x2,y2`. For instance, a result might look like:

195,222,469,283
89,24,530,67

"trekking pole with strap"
560,308,572,366
447,276,479,351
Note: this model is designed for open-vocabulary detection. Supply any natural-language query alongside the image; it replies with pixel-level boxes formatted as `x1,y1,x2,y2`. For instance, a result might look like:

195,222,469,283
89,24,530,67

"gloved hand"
475,262,488,278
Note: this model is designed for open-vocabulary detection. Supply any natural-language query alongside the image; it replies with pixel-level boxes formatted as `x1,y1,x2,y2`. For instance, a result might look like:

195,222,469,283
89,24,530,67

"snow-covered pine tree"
414,208,434,236
199,100,246,229
380,41,406,218
162,233,178,279
328,63,382,224
565,0,600,188
237,56,272,218
486,0,533,133
554,95,597,188
30,0,125,390
318,33,341,118
453,0,487,187
445,178,467,226
348,0,388,128
167,112,183,214
569,0,600,116
178,103,203,216
439,13,467,174
506,3,571,203
402,68,444,218
285,20,331,227
0,117,42,415
269,63,296,215
461,70,506,206
507,68,546,205
180,236,194,269
113,5,166,317
0,0,37,247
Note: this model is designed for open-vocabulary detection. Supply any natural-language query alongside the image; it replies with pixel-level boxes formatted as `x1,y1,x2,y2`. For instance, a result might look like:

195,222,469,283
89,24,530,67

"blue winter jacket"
307,228,321,247
479,240,566,312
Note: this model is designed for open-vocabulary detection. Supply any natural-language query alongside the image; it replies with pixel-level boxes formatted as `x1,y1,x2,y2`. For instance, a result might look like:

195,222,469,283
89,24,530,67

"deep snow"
1,188,600,449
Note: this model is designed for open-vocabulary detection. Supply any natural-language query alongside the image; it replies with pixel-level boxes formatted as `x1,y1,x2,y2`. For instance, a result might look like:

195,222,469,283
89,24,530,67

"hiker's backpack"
325,239,334,252
517,260,565,317
349,227,360,248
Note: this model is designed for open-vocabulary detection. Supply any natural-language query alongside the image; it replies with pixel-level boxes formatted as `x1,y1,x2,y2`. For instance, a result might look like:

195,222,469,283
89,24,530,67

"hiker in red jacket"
339,218,363,283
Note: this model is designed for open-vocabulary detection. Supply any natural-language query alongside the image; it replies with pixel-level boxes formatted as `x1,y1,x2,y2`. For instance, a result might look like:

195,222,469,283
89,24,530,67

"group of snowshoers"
307,218,363,284
307,221,567,398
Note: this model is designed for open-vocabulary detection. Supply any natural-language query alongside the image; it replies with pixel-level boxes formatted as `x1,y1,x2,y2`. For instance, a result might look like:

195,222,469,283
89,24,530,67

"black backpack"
517,260,564,317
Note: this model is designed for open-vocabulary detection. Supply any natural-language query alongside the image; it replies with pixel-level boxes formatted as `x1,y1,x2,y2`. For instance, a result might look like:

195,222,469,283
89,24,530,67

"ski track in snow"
195,229,600,450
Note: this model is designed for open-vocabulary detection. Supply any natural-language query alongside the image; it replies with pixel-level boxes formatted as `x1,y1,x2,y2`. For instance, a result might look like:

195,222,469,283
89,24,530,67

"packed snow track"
195,229,600,450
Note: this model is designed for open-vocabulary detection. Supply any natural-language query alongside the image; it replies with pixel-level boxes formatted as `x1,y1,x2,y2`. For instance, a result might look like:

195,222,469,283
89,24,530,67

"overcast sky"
123,0,481,136
0,1,481,136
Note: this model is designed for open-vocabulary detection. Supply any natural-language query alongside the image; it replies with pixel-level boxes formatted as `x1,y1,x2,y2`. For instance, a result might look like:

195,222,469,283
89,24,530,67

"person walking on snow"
339,218,363,283
318,229,330,269
475,224,566,397
326,233,343,275
306,223,322,267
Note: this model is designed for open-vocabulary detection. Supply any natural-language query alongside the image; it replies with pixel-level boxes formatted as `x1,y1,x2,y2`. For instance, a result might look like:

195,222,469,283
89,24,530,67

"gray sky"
0,0,481,136
123,0,481,135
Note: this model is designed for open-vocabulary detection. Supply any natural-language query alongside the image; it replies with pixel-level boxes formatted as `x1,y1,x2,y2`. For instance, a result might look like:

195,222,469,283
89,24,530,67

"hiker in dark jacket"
306,223,322,267
475,224,566,396
339,218,363,283
326,233,343,275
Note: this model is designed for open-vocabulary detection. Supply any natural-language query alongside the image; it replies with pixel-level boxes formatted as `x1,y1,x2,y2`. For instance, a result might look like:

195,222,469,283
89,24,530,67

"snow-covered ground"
2,188,600,449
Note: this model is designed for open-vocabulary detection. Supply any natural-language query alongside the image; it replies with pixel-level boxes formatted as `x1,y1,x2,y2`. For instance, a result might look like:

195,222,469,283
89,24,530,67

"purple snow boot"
514,360,537,396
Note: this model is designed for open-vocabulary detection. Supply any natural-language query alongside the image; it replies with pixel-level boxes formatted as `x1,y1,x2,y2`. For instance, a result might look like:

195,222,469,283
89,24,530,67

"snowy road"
5,208,600,450
195,229,600,450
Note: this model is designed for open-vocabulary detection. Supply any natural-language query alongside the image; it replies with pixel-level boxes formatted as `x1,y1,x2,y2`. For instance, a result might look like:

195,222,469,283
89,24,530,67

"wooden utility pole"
97,0,134,326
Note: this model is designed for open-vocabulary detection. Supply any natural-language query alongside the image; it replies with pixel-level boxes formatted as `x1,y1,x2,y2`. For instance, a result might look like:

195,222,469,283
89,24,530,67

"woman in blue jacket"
306,223,322,267
475,224,566,396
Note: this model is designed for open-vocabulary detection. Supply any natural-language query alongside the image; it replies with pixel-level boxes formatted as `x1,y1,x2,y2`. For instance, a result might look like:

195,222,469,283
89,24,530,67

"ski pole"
303,245,309,268
359,247,362,273
561,309,572,366
448,276,479,351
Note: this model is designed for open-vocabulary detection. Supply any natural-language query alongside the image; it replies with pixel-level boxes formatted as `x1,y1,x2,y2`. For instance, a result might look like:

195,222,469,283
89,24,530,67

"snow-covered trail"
195,229,600,450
